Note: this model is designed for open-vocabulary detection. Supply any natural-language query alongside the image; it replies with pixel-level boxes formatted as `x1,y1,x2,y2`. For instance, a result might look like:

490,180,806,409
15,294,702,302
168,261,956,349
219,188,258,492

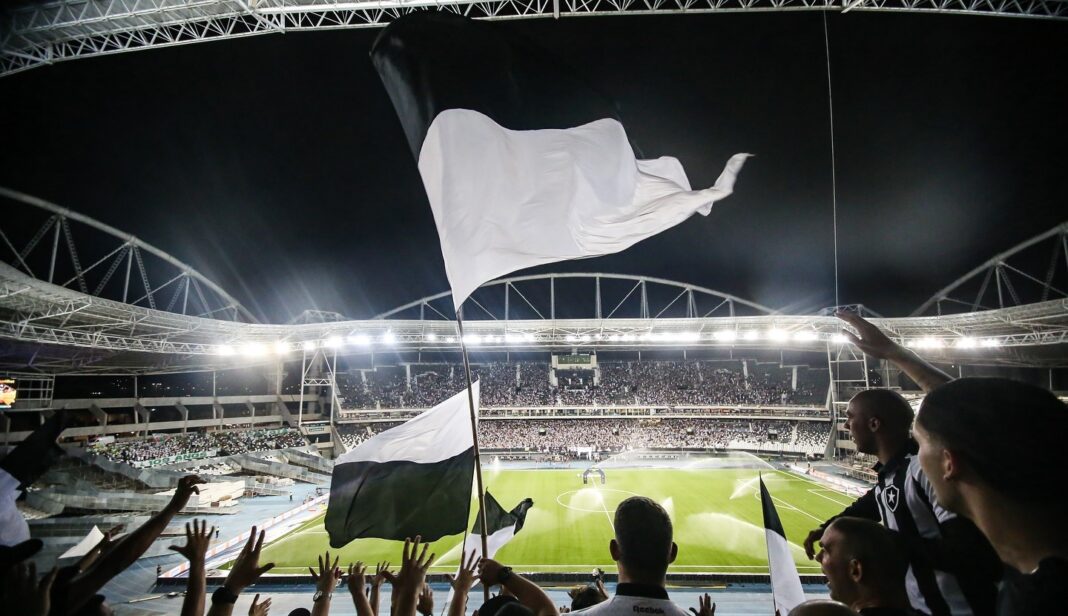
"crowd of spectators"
338,360,824,411
87,428,308,464
338,418,830,454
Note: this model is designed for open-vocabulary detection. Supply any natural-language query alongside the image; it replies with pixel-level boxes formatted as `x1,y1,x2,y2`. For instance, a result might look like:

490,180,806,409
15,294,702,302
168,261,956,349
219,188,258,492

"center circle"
555,487,641,513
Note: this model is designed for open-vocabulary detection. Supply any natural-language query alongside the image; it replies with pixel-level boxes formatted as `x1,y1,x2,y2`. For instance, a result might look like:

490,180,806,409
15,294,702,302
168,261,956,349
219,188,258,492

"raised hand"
309,551,342,595
395,536,435,593
374,561,395,586
417,583,434,616
688,593,715,616
803,527,824,560
169,519,215,563
249,593,271,616
446,549,480,594
348,562,368,597
594,578,608,602
3,562,57,616
168,475,207,513
477,558,505,588
223,527,275,595
835,310,903,360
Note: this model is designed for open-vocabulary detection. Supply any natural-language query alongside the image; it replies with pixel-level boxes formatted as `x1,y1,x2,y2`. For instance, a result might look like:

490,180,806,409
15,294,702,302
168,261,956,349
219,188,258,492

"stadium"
2,4,1067,616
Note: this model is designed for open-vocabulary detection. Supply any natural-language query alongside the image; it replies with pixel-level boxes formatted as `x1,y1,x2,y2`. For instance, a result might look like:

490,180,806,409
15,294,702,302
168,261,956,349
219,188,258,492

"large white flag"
372,13,749,311
420,110,749,310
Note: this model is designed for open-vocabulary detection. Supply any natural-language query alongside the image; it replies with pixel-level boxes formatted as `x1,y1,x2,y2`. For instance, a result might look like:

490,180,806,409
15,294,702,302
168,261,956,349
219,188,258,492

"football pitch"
256,466,853,575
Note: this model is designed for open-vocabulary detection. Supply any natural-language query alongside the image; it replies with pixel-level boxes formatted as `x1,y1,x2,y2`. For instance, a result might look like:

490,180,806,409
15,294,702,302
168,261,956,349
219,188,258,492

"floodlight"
916,337,943,349
349,334,371,346
609,334,620,342
301,340,317,351
324,336,343,349
446,336,456,343
580,334,591,342
463,334,481,344
768,329,789,341
955,337,976,348
274,341,290,354
742,330,760,341
680,332,700,342
426,333,438,342
382,331,396,344
565,334,577,342
216,344,236,356
830,333,849,344
713,330,737,342
981,338,1001,347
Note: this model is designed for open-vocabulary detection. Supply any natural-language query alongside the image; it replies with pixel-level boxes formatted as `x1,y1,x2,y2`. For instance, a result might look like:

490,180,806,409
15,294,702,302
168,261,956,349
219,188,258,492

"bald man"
802,312,1000,616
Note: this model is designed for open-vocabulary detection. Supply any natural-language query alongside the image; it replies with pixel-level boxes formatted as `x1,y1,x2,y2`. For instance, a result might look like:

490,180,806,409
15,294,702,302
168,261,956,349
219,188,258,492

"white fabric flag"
419,109,750,310
760,478,806,613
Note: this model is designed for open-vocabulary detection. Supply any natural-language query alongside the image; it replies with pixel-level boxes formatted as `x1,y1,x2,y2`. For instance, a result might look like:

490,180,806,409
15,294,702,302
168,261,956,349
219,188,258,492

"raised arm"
207,527,276,616
65,475,206,614
392,537,436,616
446,550,480,616
370,561,393,616
309,551,342,616
479,558,558,616
348,562,375,616
169,519,215,616
836,311,952,392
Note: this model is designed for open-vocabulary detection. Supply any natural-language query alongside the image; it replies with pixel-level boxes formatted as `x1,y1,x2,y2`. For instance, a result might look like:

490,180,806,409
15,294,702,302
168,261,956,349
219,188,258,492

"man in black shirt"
914,378,1068,616
817,516,922,616
804,312,1000,616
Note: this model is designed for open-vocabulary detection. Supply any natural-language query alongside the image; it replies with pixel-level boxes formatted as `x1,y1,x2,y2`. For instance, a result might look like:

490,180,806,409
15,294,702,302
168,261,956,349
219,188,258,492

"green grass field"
257,467,853,575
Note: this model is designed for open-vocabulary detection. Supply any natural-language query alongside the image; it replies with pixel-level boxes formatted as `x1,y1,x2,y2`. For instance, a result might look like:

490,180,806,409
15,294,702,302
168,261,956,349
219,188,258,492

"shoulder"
998,558,1068,614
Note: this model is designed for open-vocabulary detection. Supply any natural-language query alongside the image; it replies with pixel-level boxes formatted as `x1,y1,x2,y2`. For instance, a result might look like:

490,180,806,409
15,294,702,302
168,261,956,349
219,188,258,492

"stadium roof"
3,0,1067,78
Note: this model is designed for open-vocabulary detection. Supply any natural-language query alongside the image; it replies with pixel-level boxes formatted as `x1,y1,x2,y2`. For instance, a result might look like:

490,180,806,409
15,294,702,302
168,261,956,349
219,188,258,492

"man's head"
914,378,1067,517
816,517,908,608
609,496,677,584
844,389,914,455
787,600,857,616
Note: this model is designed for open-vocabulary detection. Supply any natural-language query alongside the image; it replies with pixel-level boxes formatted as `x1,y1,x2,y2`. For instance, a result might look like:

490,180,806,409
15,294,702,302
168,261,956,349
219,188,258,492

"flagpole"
759,474,778,616
456,306,492,602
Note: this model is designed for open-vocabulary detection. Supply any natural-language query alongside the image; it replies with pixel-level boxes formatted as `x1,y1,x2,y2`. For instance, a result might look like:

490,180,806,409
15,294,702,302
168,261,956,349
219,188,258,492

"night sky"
2,12,1065,323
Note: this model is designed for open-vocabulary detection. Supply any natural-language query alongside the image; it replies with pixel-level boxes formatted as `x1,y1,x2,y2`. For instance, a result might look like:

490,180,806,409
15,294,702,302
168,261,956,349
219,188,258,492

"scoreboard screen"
0,378,16,409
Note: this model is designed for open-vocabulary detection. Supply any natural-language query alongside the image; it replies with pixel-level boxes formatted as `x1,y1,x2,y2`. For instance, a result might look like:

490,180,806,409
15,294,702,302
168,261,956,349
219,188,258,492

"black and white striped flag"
325,383,479,547
760,477,806,613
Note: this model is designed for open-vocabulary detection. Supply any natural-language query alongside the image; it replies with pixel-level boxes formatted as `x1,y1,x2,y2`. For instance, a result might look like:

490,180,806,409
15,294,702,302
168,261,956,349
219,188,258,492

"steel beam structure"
0,187,257,323
914,222,1068,317
4,0,1068,78
4,261,1067,373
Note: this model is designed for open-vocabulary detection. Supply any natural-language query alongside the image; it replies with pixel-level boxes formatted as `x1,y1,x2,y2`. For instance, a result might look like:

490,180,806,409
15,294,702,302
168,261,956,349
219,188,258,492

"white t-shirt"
573,590,690,616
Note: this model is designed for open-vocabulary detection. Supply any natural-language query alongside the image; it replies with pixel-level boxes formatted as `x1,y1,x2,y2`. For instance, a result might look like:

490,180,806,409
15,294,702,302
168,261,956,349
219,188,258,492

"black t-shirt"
996,557,1068,616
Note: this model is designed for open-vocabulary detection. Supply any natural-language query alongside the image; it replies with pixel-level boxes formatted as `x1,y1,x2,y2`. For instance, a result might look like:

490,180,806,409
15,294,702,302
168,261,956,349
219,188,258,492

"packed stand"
88,428,308,464
339,360,824,410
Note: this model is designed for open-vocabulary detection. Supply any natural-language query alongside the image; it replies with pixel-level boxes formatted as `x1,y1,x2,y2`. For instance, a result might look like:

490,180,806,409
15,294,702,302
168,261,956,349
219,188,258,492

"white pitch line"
807,488,854,508
594,487,616,529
